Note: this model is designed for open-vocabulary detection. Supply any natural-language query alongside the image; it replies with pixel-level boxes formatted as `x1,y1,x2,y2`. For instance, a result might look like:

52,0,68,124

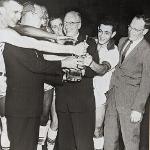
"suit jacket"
108,37,150,113
3,43,63,117
55,33,99,112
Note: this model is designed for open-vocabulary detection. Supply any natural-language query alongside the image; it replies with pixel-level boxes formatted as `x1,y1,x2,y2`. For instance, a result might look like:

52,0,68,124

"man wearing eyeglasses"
104,15,150,150
54,11,99,150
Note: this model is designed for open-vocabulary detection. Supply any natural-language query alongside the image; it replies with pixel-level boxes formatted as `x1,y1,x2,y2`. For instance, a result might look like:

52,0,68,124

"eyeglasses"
64,21,80,26
128,25,144,32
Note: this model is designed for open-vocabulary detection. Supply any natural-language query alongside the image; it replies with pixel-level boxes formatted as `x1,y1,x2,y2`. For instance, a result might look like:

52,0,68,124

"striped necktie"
121,40,133,63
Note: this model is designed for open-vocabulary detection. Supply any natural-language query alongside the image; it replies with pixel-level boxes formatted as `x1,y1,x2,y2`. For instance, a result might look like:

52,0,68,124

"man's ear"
111,31,116,38
143,29,149,35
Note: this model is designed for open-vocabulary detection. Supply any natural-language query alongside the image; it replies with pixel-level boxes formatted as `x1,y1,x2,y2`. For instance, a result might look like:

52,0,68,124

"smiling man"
104,15,150,150
92,16,119,150
54,11,99,150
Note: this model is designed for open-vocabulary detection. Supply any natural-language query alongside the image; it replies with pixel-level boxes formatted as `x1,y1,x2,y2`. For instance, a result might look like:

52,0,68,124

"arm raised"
0,28,87,55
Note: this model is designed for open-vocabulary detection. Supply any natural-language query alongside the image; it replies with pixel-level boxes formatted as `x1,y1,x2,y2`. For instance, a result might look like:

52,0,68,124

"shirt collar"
131,37,143,45
97,43,108,52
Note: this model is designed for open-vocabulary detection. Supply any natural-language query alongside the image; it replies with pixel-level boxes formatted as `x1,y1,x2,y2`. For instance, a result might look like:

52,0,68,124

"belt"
0,72,6,76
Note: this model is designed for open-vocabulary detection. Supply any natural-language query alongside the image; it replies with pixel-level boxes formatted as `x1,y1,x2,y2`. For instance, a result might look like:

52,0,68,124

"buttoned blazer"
3,43,62,117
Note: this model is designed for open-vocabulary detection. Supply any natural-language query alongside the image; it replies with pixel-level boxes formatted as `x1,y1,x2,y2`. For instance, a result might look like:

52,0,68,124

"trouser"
140,97,149,150
7,116,40,150
104,105,141,150
55,110,95,150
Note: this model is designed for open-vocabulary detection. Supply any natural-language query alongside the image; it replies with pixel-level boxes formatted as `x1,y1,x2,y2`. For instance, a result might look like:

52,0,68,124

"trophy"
65,68,82,82
64,35,88,82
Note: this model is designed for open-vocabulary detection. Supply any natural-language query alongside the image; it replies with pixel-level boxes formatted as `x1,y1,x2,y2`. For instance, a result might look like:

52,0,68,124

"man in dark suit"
1,1,85,150
54,11,99,150
3,43,81,150
104,15,150,150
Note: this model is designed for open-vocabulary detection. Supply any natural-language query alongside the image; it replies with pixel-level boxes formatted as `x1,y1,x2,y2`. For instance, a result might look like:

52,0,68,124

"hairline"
64,11,81,22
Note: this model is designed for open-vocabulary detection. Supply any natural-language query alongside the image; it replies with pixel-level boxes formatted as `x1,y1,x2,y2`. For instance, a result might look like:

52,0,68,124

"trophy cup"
64,35,88,82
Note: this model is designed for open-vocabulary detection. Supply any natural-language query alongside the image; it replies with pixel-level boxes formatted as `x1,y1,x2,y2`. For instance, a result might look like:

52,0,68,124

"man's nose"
64,25,70,31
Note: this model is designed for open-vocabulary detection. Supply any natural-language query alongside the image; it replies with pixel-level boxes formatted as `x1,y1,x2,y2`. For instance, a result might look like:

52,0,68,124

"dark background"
19,0,150,42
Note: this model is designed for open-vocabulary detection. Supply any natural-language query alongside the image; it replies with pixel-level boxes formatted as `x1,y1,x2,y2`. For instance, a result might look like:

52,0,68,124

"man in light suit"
104,15,150,150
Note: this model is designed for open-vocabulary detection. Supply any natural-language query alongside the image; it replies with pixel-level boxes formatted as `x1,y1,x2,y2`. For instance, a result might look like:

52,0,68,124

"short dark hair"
98,16,118,32
49,14,63,23
135,14,150,29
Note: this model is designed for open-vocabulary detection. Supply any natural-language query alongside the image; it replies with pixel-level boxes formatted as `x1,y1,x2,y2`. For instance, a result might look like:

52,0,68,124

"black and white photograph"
0,0,149,150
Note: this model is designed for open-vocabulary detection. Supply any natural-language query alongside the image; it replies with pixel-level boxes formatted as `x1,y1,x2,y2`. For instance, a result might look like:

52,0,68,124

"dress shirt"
123,37,143,58
93,44,119,106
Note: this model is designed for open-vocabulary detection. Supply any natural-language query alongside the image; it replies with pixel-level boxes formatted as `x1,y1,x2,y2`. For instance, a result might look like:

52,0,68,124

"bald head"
64,11,81,23
21,2,47,28
1,0,23,27
63,11,81,37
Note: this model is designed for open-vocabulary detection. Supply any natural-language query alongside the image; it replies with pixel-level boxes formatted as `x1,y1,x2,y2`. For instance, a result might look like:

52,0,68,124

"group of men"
0,0,149,150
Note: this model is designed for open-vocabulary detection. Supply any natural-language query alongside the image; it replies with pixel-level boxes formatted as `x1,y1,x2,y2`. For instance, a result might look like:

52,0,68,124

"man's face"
21,11,42,28
98,24,114,45
63,13,81,37
21,4,44,28
4,0,23,27
128,17,145,41
50,18,63,36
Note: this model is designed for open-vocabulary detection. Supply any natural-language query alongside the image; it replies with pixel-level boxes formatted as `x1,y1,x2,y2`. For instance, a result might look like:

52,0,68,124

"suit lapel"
121,39,144,64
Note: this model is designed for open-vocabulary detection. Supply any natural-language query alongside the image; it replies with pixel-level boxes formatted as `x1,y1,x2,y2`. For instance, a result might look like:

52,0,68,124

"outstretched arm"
14,25,75,42
84,53,111,76
84,45,119,76
0,28,87,55
14,25,57,40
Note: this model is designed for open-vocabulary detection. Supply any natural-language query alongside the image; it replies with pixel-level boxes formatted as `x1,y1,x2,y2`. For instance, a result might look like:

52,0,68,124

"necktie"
121,40,133,63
